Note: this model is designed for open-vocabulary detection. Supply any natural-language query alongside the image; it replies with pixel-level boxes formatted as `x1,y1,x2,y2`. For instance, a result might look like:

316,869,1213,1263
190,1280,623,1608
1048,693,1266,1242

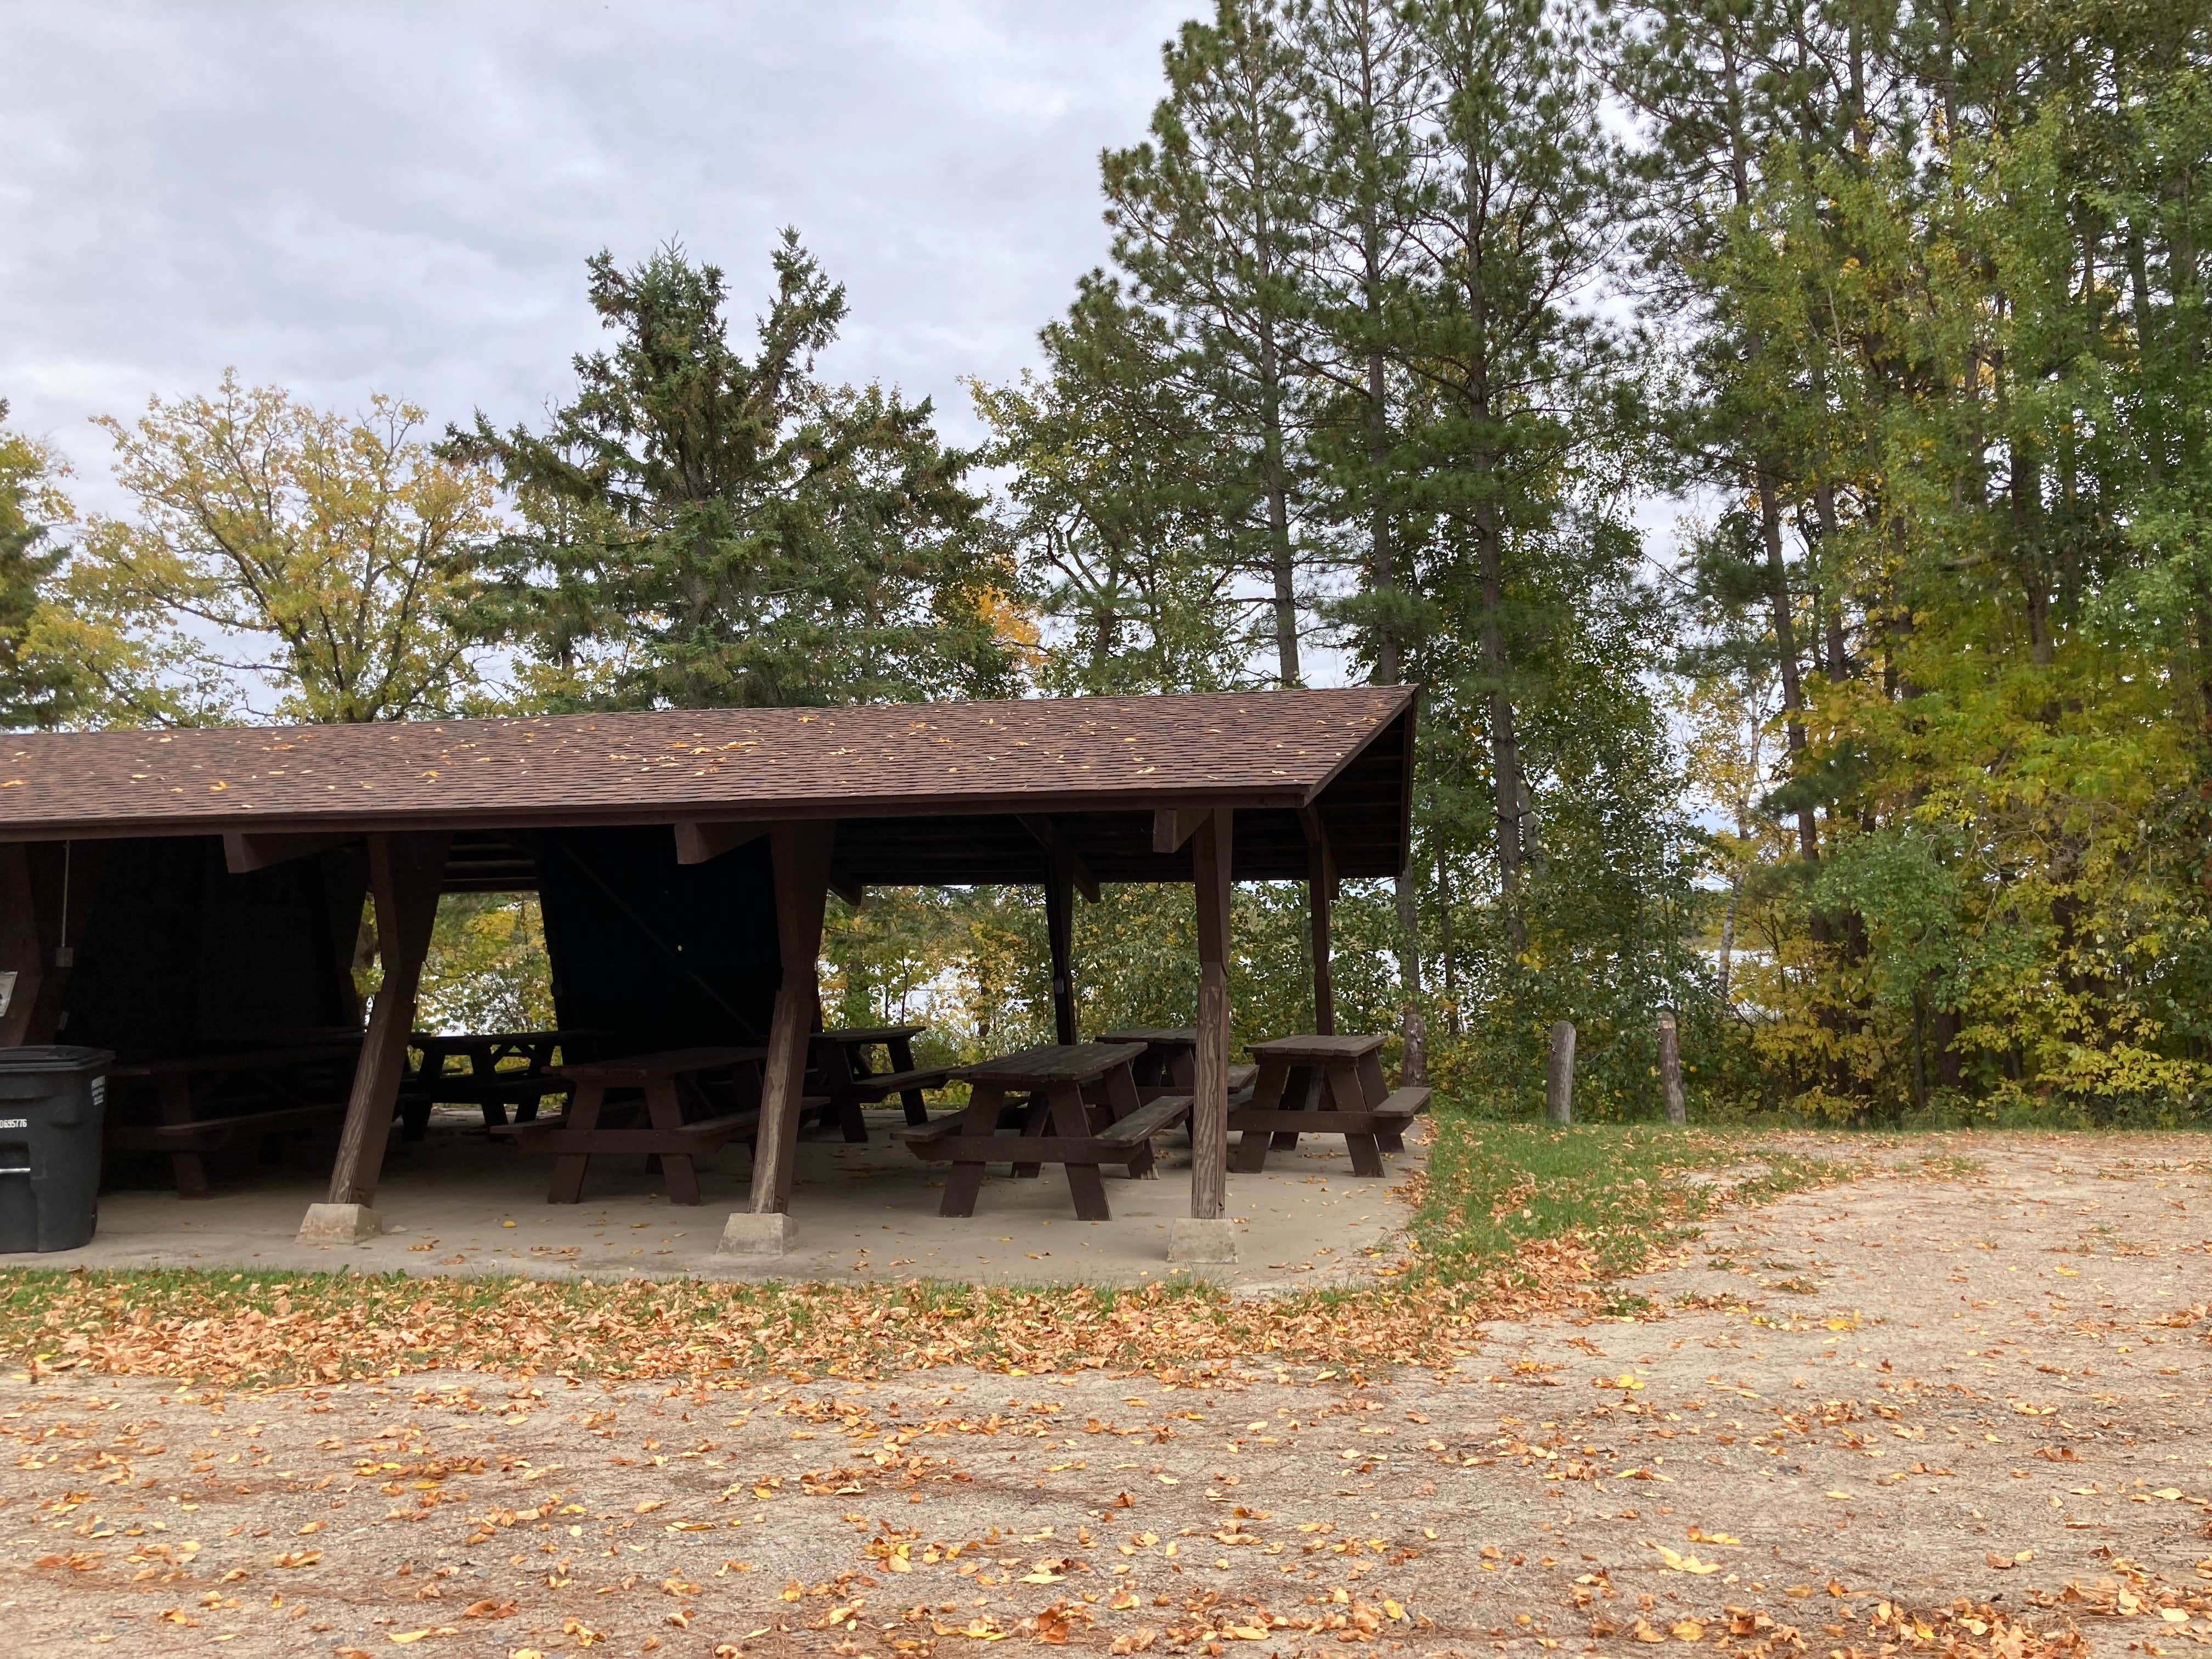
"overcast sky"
1,2,1202,514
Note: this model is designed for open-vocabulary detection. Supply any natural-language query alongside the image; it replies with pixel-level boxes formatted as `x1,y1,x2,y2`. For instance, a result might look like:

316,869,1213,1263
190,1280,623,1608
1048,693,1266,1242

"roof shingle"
0,688,1415,839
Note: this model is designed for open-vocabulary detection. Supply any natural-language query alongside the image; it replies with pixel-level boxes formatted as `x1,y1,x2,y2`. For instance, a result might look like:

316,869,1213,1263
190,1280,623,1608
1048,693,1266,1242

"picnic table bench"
1228,1032,1430,1177
105,1041,363,1198
809,1025,951,1141
495,1046,791,1205
401,1030,580,1137
896,1041,1182,1221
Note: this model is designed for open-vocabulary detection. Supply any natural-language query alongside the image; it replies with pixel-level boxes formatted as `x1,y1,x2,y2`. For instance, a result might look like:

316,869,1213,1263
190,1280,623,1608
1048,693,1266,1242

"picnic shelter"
0,687,1417,1261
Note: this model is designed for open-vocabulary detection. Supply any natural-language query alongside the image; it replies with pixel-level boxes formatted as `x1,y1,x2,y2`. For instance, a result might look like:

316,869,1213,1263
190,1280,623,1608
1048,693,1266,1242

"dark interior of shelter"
57,828,794,1187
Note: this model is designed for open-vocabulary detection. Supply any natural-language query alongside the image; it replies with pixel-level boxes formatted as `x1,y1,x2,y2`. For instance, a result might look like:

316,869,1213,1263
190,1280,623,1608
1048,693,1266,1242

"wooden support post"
746,822,835,1220
1547,1020,1576,1125
1307,874,1335,1039
1046,854,1077,1046
1189,808,1232,1222
1299,809,1336,1037
320,832,448,1214
1657,1009,1685,1125
1019,815,1099,902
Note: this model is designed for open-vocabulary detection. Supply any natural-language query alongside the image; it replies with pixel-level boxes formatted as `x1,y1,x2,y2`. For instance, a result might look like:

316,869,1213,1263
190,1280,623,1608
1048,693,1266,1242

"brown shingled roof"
0,688,1415,842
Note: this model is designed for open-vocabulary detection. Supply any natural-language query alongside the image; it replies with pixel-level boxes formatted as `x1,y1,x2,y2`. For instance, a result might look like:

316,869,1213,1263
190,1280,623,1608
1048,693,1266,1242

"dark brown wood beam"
223,831,358,874
828,875,865,909
749,822,836,1217
1045,856,1077,1046
673,820,768,866
324,831,449,1209
1189,807,1233,1221
1152,806,1205,855
1300,807,1337,1037
1017,814,1100,902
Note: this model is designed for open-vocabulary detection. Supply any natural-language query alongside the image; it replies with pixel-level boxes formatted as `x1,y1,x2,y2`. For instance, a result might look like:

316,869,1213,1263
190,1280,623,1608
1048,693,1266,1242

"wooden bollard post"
1657,1009,1686,1125
1545,1020,1576,1124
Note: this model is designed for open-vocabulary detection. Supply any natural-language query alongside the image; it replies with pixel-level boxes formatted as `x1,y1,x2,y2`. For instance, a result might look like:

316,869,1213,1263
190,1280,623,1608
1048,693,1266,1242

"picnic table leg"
1329,1061,1385,1176
471,1053,507,1131
1355,1049,1406,1152
940,1082,1003,1218
1012,1092,1049,1178
398,1061,436,1142
157,1073,211,1200
1273,1067,1318,1153
1047,1081,1110,1222
1231,1054,1291,1174
549,1080,604,1204
645,1077,701,1205
1099,1065,1156,1179
1079,1076,1112,1133
888,1035,930,1125
831,1052,869,1144
516,1040,558,1125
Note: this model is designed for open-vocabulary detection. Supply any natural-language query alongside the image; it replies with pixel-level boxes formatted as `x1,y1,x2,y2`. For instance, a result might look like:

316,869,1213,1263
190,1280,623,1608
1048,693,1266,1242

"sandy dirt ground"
0,1133,2204,1658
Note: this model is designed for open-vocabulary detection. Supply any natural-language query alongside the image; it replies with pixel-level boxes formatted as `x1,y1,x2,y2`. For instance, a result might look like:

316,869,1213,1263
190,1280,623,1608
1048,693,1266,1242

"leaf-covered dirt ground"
0,1132,2205,1658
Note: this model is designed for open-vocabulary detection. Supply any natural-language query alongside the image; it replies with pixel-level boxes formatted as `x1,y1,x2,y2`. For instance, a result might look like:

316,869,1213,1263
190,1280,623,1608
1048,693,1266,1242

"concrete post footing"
718,1211,794,1256
1167,1216,1238,1265
297,1203,383,1244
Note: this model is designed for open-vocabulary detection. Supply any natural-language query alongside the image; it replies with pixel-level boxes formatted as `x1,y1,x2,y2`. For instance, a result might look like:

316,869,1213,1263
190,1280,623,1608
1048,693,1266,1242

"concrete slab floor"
1,1109,1425,1289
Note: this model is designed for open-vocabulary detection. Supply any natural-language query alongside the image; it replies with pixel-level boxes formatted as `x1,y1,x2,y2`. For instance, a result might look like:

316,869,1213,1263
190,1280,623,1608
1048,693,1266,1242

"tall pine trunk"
1464,142,1528,953
1259,311,1301,686
1477,503,1527,949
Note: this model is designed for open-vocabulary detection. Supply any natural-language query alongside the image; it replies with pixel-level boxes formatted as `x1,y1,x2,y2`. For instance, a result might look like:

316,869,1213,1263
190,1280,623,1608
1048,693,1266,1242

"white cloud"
0,0,1201,511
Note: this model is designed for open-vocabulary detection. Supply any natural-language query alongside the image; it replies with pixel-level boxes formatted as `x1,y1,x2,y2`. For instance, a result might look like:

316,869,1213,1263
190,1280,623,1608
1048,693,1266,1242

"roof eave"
0,784,1325,845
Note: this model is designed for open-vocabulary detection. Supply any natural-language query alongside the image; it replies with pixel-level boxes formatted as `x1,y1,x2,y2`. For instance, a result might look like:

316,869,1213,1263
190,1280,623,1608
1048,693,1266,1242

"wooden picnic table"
1228,1033,1431,1177
106,1040,363,1198
808,1025,951,1142
896,1041,1189,1221
1098,1029,1259,1101
1099,1028,1201,1089
497,1046,771,1205
403,1030,580,1136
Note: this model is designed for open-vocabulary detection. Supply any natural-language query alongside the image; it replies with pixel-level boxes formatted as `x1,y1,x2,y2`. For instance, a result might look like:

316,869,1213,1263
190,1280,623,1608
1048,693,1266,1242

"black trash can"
0,1046,114,1252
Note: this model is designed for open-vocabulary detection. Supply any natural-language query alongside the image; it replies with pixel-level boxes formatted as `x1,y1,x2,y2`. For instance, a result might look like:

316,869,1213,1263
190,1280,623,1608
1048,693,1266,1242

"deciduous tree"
57,374,494,725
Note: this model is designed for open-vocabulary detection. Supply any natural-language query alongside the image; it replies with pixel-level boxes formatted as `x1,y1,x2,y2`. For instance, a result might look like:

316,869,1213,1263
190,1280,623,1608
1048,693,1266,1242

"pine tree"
1104,0,1319,686
1396,0,1641,950
0,403,75,729
1298,1,1441,1066
972,274,1251,696
1299,0,1429,687
452,237,1019,712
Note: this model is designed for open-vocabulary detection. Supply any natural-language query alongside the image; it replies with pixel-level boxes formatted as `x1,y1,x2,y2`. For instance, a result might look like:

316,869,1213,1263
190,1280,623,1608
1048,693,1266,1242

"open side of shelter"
0,686,1417,1261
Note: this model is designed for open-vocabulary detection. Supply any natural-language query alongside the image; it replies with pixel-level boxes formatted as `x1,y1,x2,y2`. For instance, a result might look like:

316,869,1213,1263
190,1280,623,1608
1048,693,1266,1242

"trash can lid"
0,1046,115,1073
